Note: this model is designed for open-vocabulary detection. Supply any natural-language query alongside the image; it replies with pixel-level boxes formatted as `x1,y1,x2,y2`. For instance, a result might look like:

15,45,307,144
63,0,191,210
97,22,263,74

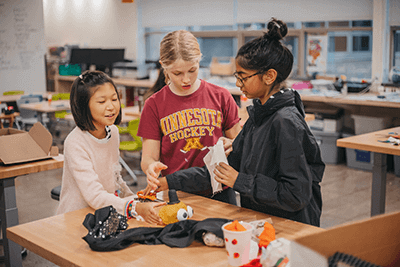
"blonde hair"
159,30,202,69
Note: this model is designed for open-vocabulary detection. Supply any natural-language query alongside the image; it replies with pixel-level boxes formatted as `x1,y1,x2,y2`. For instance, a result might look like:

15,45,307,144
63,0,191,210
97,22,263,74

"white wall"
42,0,137,59
389,0,400,26
141,0,234,27
237,0,373,23
42,0,400,69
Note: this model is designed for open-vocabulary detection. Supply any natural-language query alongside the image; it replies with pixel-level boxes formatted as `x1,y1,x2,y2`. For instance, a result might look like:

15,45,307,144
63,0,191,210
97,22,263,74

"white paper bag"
203,139,228,195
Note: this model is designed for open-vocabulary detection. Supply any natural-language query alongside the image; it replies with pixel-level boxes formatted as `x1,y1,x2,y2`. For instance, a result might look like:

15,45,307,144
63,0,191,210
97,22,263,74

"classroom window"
238,23,252,30
393,30,400,68
353,36,370,52
329,21,349,27
197,37,235,66
284,36,299,78
329,36,347,52
352,20,372,27
144,20,372,80
286,22,295,29
326,31,372,79
191,25,234,31
302,21,325,28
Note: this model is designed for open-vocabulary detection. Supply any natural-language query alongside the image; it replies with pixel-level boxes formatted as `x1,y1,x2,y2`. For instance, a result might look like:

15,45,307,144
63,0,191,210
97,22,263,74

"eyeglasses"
233,71,264,87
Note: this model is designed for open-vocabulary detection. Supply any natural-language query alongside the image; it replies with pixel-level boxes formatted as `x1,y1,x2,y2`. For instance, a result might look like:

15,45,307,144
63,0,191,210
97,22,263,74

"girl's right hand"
145,161,168,192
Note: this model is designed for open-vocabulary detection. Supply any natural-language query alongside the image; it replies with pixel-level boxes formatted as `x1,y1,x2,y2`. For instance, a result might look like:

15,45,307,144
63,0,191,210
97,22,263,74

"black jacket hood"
248,88,305,126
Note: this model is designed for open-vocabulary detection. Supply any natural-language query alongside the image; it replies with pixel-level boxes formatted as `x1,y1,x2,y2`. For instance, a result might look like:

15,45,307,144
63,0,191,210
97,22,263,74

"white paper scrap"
203,139,228,195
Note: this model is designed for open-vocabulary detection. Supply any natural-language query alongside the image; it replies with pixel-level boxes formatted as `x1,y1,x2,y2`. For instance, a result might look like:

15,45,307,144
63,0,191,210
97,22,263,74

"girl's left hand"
219,137,234,157
213,162,238,188
136,201,166,225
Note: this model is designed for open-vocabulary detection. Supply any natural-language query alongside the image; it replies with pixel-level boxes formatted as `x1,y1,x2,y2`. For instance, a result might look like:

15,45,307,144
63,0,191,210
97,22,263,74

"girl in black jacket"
145,18,325,227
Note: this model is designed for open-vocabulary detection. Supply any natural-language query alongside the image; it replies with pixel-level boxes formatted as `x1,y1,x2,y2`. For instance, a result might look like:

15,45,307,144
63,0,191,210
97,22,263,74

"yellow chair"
51,93,70,101
118,118,142,185
51,93,70,119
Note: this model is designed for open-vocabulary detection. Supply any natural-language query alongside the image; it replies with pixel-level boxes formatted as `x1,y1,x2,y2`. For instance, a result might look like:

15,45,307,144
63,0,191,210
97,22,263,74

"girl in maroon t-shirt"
138,30,241,200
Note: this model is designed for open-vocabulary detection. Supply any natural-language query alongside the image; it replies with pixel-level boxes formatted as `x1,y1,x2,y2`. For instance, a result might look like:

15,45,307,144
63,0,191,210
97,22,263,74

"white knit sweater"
57,125,135,215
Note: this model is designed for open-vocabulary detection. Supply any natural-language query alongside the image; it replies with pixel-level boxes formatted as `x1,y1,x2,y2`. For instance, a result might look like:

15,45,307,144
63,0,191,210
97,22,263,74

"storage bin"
312,130,344,164
59,64,81,76
307,107,343,133
346,148,374,171
342,133,374,171
351,115,391,135
395,156,400,177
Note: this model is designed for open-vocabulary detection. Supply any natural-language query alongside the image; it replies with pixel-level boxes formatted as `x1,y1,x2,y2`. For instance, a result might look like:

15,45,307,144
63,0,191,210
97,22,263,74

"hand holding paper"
203,139,229,194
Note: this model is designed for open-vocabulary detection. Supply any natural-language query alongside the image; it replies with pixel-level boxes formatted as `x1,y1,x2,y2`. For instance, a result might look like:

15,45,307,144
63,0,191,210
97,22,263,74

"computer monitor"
92,49,125,77
69,48,99,65
69,48,125,77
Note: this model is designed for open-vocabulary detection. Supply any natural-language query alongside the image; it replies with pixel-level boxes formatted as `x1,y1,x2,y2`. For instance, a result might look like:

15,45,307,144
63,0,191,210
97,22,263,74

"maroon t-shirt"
138,80,240,176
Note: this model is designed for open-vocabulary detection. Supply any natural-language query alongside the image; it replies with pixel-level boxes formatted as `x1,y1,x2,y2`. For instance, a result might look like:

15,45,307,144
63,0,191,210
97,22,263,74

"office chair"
15,94,43,130
2,91,25,129
51,185,61,201
118,118,143,186
0,103,7,128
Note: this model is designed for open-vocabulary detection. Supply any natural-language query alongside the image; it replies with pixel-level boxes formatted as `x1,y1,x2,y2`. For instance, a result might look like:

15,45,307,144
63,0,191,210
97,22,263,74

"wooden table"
19,100,70,129
337,127,400,216
0,95,23,103
19,100,70,114
300,92,400,118
300,93,400,109
7,191,324,267
0,93,52,104
0,156,64,266
0,112,20,129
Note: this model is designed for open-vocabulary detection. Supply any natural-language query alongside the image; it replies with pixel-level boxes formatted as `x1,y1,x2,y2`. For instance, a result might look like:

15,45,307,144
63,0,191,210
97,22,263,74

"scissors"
388,132,400,139
135,190,164,202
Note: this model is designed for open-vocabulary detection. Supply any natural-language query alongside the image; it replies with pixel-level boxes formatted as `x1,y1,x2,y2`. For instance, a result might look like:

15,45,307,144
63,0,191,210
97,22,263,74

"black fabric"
82,206,230,252
166,89,325,227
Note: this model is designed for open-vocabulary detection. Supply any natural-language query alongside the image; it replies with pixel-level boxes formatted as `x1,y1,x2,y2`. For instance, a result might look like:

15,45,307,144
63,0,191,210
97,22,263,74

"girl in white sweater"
57,70,164,224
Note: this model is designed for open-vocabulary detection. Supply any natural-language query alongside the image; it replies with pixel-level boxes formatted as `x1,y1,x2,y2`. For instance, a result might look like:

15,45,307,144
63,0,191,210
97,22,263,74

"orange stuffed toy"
158,190,193,225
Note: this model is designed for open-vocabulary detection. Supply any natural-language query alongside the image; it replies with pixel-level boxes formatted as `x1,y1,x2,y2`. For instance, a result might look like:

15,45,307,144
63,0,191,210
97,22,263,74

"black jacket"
166,89,325,226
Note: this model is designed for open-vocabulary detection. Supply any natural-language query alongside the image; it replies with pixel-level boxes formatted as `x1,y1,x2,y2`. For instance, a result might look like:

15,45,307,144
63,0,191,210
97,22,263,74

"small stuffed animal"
158,190,193,225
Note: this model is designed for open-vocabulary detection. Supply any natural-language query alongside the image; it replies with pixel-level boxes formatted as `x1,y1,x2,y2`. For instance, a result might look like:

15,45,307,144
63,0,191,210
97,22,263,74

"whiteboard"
0,0,46,95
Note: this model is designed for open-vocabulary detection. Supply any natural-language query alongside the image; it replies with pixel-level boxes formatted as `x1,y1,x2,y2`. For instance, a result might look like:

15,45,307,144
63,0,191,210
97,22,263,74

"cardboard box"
0,122,58,164
209,57,235,76
294,211,400,267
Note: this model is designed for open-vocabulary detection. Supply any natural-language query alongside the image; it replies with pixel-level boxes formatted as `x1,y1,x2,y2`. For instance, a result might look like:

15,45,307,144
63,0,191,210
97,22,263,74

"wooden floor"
3,153,400,266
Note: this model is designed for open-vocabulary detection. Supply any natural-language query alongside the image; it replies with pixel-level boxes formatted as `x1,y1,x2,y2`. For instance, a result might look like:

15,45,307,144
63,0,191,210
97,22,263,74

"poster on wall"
307,35,328,76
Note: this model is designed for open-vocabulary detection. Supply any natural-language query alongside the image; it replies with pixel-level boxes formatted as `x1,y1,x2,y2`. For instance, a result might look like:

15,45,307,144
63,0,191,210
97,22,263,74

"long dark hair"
144,66,167,100
236,18,293,91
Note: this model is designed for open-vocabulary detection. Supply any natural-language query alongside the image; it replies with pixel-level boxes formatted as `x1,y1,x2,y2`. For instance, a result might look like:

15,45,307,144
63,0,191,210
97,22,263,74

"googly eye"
176,208,188,221
186,206,193,218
